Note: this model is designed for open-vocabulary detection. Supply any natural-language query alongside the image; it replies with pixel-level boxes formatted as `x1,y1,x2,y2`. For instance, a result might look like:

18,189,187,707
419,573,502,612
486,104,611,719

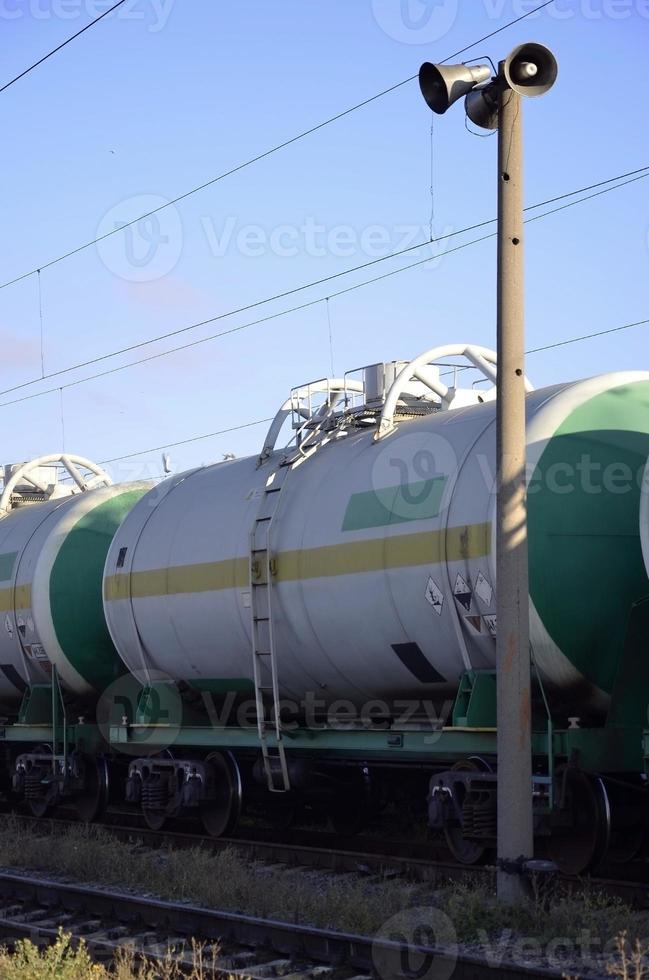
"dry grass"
0,815,647,967
0,815,412,935
0,930,228,979
605,933,649,979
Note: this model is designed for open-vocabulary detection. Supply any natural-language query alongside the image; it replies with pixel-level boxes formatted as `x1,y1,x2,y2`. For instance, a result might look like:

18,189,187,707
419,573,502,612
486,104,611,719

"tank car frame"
4,633,649,876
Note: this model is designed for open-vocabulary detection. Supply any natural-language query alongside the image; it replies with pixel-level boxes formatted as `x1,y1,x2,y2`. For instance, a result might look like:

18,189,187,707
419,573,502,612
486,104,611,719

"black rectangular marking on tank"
391,642,446,684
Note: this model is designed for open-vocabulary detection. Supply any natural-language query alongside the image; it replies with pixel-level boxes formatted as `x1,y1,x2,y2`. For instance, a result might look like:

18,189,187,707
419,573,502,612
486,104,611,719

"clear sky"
0,0,647,483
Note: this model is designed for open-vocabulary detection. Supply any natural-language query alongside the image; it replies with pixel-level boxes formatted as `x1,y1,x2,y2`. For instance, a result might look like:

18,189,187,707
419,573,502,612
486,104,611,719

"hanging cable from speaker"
429,114,436,242
326,297,335,377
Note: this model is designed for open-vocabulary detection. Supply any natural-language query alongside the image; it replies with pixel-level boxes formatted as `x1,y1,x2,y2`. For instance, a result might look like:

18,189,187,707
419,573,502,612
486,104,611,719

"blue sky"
0,0,647,482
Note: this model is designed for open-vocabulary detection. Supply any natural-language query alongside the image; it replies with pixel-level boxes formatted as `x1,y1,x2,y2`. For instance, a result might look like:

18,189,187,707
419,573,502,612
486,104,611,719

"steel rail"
0,870,580,979
6,813,649,907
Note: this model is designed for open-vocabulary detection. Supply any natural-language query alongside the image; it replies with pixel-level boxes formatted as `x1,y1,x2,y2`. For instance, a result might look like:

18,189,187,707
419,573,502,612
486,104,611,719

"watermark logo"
0,0,176,32
96,668,182,755
200,215,453,265
372,0,459,44
373,906,458,980
371,0,649,46
371,430,459,523
96,194,182,282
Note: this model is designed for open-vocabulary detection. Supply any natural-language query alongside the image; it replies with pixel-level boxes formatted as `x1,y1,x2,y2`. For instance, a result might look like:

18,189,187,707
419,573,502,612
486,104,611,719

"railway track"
0,869,584,979
8,812,649,910
11,812,465,883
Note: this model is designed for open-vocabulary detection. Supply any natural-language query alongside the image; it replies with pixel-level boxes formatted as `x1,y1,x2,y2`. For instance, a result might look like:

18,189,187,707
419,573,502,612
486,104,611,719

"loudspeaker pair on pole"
417,42,558,905
419,42,557,129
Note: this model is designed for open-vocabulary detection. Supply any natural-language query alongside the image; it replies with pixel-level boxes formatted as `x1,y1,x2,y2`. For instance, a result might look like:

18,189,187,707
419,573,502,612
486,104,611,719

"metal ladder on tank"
249,465,290,792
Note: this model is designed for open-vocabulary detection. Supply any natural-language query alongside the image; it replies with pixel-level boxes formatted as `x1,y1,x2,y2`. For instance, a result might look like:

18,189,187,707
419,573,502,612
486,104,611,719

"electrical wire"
1,164,646,405
98,314,649,465
527,317,649,355
0,0,128,95
99,417,274,464
0,0,557,293
0,168,644,411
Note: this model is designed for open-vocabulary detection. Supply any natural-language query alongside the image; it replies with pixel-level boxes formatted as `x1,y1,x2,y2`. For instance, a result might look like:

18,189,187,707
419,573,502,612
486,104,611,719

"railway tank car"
3,343,649,875
103,357,649,719
97,343,649,869
0,455,153,817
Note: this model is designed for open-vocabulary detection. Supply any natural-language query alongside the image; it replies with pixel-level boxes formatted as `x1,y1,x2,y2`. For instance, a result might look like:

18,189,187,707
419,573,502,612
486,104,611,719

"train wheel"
200,751,242,837
444,758,494,865
548,768,610,875
74,755,109,823
603,778,646,865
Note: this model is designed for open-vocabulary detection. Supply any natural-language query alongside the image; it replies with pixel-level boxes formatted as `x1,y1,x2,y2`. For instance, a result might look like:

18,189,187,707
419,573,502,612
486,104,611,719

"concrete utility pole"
494,78,533,906
418,43,557,904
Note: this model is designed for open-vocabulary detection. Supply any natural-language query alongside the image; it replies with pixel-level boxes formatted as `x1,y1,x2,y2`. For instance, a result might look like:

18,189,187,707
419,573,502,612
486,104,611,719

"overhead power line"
0,164,646,407
99,417,274,464
0,0,556,293
0,0,128,95
527,317,649,354
100,314,649,466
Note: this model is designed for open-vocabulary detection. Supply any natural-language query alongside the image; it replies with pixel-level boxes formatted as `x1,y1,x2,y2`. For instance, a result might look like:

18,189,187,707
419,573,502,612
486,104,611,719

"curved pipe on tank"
259,379,365,464
0,454,112,515
374,343,534,440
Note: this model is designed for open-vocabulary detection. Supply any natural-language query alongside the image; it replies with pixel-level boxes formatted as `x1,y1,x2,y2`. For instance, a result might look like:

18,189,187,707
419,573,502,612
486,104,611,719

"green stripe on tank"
342,477,447,531
49,489,147,691
0,552,17,582
528,381,649,696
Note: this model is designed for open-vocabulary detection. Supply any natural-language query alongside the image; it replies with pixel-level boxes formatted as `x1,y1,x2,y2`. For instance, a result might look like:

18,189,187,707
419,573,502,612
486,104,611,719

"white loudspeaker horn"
419,62,491,114
503,42,558,97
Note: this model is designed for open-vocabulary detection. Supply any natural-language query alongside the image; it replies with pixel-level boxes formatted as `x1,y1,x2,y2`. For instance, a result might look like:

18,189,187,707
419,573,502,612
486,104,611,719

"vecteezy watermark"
454,927,638,974
199,692,453,739
371,430,459,524
96,194,183,282
95,683,454,750
372,0,460,44
373,906,458,980
96,201,453,281
200,215,454,263
476,452,649,497
0,0,175,31
371,0,649,44
96,668,183,755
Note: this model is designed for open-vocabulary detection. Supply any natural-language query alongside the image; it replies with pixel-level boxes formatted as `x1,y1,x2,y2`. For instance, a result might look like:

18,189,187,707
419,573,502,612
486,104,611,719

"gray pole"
495,75,534,904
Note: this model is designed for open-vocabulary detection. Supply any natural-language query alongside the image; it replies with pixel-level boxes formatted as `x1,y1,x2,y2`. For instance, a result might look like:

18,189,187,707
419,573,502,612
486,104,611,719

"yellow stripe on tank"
104,556,250,601
0,584,32,612
104,522,491,601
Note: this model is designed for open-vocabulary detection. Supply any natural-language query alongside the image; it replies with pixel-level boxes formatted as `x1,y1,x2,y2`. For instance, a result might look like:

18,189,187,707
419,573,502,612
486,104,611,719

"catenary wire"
0,0,557,293
1,164,646,403
99,417,274,464
0,168,646,410
99,315,649,465
0,0,128,95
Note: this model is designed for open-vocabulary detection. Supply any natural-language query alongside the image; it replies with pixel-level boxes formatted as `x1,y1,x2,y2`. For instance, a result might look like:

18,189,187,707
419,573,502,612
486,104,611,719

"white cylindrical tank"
103,372,649,715
0,482,152,705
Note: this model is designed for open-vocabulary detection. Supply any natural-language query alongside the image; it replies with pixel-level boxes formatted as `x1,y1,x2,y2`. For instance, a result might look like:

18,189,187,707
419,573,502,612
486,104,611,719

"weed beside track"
0,816,648,976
